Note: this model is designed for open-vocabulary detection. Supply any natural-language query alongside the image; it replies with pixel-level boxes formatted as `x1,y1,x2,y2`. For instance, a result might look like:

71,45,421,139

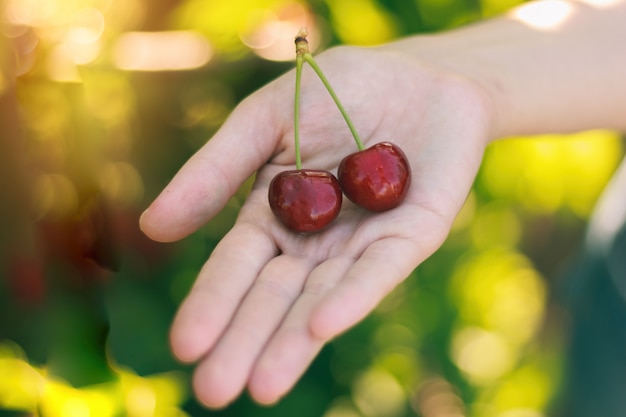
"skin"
139,0,626,408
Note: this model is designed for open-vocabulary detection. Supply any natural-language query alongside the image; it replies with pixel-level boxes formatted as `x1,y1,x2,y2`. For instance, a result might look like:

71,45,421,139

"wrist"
382,0,626,140
380,32,506,144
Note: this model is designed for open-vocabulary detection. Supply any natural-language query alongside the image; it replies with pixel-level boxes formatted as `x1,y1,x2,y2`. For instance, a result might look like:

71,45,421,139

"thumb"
140,88,283,242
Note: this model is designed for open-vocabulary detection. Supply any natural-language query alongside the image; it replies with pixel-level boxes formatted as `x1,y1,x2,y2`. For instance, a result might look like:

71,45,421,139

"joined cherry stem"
294,54,304,170
294,30,365,156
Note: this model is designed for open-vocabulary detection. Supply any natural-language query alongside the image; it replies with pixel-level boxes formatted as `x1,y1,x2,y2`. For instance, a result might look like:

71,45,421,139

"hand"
140,45,494,407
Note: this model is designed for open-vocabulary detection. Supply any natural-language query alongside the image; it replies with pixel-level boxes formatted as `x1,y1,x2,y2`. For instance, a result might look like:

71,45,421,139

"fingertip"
169,301,216,364
169,325,203,364
309,304,341,341
138,207,158,239
247,366,288,406
247,327,324,406
192,367,240,410
138,198,192,243
138,203,173,243
250,390,283,407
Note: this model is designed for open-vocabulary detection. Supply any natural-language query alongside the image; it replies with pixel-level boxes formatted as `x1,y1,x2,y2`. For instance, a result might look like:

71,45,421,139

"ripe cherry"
268,30,412,232
338,142,411,212
269,170,342,233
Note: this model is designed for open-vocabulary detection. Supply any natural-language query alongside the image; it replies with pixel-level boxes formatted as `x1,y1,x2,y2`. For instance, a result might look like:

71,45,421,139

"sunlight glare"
4,0,55,26
578,0,623,7
47,44,82,82
240,3,320,62
66,7,105,45
113,31,213,71
511,0,574,30
59,7,105,66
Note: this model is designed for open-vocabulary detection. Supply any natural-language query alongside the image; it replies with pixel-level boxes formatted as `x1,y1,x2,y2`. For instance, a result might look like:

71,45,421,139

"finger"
247,256,354,405
169,224,277,363
192,255,314,408
140,89,283,242
309,237,425,341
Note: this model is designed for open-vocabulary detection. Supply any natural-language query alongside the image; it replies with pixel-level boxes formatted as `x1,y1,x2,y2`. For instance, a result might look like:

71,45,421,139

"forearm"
385,0,626,140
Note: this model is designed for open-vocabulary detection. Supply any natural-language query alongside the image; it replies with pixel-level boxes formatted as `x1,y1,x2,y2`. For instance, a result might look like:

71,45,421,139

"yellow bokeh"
323,397,362,417
451,326,514,384
375,347,422,389
32,173,80,220
40,380,118,417
481,363,556,414
99,162,145,207
326,0,398,45
493,367,551,410
0,341,188,416
0,352,44,411
481,0,525,17
173,0,294,56
450,248,546,345
352,367,406,417
82,70,136,126
480,130,623,217
117,367,188,417
470,202,522,249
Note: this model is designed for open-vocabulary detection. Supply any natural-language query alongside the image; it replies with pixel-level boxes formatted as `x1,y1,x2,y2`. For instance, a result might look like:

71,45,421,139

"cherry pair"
268,30,411,233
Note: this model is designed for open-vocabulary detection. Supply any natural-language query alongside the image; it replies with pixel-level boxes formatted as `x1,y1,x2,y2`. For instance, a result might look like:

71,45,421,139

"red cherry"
338,142,411,212
269,170,342,233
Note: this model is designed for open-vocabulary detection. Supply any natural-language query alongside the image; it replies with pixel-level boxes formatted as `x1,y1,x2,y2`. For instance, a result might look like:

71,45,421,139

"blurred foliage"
0,0,624,416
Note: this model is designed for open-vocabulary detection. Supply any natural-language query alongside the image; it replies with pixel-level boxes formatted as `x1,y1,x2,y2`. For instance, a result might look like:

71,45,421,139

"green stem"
302,52,365,151
294,54,303,170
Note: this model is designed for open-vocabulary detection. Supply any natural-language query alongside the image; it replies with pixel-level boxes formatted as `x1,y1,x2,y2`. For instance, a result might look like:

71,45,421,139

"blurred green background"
0,0,623,416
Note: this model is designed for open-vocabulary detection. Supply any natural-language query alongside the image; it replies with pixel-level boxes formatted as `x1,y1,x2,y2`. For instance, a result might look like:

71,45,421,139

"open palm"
140,45,494,407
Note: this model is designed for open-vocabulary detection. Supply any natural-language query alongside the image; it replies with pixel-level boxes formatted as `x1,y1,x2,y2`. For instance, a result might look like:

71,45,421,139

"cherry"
268,30,343,233
338,142,411,212
292,31,412,213
269,170,342,233
267,29,412,232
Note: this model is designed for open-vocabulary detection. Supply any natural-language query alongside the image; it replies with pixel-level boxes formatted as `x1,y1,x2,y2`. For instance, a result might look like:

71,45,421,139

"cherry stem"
295,29,365,152
302,53,365,151
294,54,303,170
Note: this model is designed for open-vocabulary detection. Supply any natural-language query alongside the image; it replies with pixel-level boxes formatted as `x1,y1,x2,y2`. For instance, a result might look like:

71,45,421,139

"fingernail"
138,207,150,230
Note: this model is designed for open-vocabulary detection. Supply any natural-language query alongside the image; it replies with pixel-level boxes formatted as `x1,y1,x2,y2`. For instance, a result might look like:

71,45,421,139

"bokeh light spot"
451,327,514,384
99,162,144,207
498,409,544,417
323,397,362,417
413,377,465,417
352,368,406,417
480,130,622,217
511,0,574,30
0,357,44,411
450,249,546,344
113,31,213,71
47,44,82,82
67,7,105,45
32,174,79,220
126,384,156,417
470,203,521,248
326,0,397,45
491,367,552,411
241,3,320,61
